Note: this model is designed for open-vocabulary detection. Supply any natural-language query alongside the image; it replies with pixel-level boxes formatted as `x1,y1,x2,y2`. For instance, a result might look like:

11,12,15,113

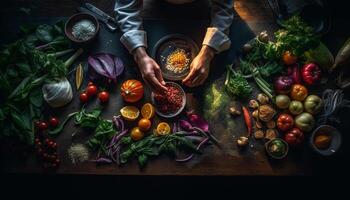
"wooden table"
1,0,348,176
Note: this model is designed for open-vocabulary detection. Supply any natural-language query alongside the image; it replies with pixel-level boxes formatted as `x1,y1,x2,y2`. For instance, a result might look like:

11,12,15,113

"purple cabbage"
88,53,124,83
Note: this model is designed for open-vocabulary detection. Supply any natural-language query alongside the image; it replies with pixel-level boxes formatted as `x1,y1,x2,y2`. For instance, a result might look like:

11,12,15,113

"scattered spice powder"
154,85,183,114
165,48,190,73
67,143,89,164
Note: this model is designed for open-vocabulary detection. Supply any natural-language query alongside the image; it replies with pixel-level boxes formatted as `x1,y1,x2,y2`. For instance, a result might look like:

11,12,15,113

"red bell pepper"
301,63,321,85
284,127,304,146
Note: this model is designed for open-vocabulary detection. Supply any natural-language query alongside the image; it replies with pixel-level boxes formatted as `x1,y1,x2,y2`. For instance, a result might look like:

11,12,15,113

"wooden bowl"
65,13,99,44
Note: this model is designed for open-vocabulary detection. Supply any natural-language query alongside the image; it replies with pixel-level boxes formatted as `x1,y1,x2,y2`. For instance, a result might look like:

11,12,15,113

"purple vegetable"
186,112,209,132
92,157,112,164
88,53,124,82
106,129,128,149
179,119,194,131
274,75,293,94
176,137,209,162
184,135,207,143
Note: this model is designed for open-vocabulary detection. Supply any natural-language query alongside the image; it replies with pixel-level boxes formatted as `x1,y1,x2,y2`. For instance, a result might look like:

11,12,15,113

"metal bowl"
151,82,186,118
310,125,342,156
65,13,100,44
152,34,199,81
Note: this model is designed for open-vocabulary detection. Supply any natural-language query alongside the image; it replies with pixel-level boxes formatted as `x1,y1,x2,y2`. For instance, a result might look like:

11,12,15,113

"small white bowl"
151,82,186,118
310,125,342,156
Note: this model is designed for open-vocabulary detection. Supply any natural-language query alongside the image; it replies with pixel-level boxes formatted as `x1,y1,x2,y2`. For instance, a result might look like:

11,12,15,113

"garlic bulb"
42,78,73,108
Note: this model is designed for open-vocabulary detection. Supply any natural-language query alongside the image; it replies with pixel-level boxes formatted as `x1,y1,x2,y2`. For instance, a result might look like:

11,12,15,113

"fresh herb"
264,16,320,60
224,65,252,98
0,21,81,145
120,133,199,168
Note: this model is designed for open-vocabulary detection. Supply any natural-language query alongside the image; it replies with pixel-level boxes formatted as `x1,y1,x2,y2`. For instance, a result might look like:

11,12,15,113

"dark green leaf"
36,24,54,43
137,154,148,168
29,89,43,107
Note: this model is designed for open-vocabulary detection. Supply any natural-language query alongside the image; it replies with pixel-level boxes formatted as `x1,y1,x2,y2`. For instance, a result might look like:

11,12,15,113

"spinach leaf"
36,24,54,43
29,89,43,107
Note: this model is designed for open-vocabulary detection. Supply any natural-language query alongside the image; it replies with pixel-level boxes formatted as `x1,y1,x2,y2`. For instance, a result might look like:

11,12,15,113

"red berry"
49,117,59,128
80,92,89,103
39,122,48,131
88,81,94,86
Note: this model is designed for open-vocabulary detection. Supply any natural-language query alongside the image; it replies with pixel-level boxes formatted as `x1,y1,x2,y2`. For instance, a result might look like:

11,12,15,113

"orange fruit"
141,103,155,119
130,127,144,141
120,106,139,121
155,122,171,136
138,118,152,132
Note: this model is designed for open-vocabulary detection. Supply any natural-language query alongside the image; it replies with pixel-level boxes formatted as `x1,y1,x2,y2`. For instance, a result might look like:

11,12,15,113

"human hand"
182,45,214,87
134,47,167,94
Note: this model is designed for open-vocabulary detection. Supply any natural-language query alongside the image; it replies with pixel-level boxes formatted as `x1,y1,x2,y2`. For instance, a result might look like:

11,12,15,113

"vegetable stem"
64,48,84,68
48,49,74,57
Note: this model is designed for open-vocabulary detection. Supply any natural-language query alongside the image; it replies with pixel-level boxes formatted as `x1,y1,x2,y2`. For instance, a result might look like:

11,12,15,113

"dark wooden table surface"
1,0,349,176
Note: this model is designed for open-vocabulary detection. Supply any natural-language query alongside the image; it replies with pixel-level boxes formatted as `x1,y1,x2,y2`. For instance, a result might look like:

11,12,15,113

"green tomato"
295,112,315,132
275,95,291,109
289,100,304,115
304,95,323,115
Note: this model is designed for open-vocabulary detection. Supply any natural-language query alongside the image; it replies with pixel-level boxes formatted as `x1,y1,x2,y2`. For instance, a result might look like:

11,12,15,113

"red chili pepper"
242,106,252,137
301,63,321,85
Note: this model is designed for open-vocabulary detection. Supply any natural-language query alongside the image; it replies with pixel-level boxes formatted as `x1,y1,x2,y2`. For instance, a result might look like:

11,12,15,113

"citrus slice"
155,122,171,136
120,106,140,121
141,103,155,119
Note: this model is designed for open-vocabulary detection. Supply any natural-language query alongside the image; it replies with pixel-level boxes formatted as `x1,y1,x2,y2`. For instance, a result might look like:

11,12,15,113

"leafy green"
120,133,199,168
264,16,320,60
224,66,252,98
0,21,76,145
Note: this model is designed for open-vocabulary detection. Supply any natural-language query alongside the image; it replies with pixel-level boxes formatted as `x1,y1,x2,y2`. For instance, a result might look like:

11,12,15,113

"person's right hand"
133,47,167,94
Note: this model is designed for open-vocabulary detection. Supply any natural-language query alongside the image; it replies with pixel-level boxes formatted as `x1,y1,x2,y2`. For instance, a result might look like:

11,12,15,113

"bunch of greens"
224,65,252,99
72,107,117,150
264,15,320,60
120,133,199,168
0,21,80,145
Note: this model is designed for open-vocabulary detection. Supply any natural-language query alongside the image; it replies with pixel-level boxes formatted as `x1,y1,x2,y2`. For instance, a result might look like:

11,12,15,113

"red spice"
154,85,183,114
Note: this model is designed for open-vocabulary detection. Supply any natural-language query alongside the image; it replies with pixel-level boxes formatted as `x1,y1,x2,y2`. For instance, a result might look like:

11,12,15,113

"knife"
77,6,118,32
85,3,118,24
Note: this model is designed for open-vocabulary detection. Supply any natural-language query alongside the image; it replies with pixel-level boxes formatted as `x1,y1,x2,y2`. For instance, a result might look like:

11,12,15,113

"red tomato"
98,91,109,103
282,51,298,65
80,92,89,103
49,117,59,128
284,127,304,146
277,114,294,132
34,120,41,128
88,81,94,86
39,121,48,131
86,85,98,97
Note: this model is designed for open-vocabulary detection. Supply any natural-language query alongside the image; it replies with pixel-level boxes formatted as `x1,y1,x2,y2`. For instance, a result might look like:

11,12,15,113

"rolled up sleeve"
115,0,146,54
204,0,234,53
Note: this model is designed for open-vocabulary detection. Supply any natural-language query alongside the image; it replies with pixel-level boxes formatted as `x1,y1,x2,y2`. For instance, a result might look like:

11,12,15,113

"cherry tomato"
80,92,89,103
39,121,48,131
282,51,298,65
35,138,40,144
87,85,98,97
49,117,59,128
88,81,94,86
98,91,109,103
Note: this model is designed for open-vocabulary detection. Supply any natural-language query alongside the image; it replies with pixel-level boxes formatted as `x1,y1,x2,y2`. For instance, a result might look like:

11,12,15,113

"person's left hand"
182,45,215,87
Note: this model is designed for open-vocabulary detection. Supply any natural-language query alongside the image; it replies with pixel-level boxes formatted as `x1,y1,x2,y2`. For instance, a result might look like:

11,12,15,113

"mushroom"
236,136,249,147
257,93,269,105
249,99,259,109
229,106,241,117
254,130,265,139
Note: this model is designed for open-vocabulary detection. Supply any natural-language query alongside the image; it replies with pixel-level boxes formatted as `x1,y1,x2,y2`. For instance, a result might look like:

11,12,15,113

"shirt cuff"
120,30,148,54
202,27,231,53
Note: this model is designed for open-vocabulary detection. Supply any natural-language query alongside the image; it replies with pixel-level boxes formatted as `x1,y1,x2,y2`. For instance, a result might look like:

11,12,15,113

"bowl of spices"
65,13,99,44
152,34,199,81
265,138,289,159
151,82,186,118
310,125,342,156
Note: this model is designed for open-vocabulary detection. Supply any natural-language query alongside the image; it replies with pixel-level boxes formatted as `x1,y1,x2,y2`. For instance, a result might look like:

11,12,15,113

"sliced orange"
120,106,140,121
141,103,155,119
155,122,171,136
